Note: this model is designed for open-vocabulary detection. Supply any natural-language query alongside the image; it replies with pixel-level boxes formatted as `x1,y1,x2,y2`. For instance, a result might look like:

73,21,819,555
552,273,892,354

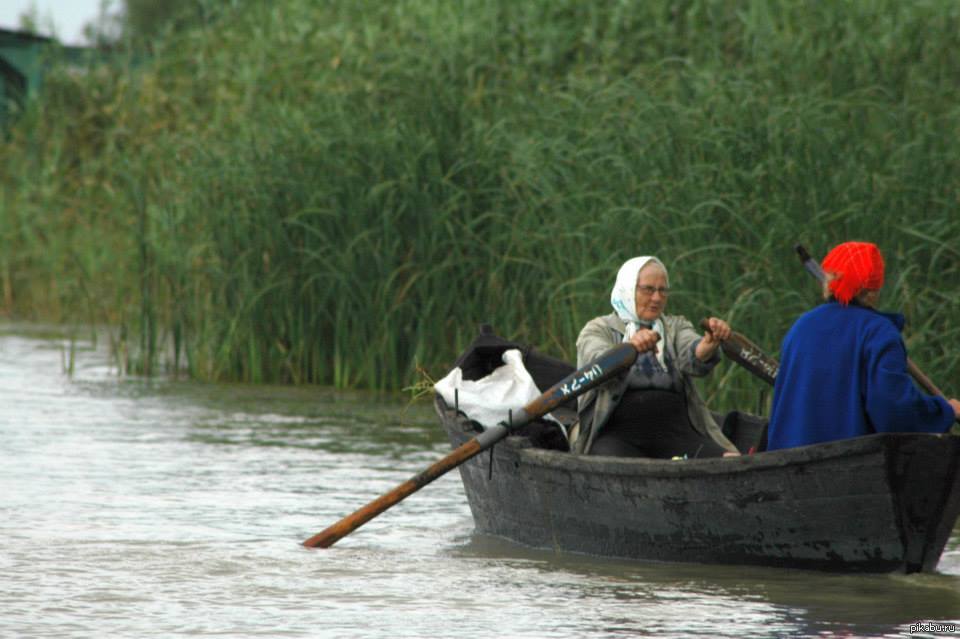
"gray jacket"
569,312,738,455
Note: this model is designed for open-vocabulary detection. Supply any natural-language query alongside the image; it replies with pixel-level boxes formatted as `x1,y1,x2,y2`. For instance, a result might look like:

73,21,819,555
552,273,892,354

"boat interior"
445,325,769,454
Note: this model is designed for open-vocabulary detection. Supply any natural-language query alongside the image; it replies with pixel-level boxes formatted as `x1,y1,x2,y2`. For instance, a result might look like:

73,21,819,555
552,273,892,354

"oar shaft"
303,343,637,548
905,360,945,398
302,425,505,548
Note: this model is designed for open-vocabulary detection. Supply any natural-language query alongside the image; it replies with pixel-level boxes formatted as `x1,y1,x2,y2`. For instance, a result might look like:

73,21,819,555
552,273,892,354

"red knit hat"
821,241,885,305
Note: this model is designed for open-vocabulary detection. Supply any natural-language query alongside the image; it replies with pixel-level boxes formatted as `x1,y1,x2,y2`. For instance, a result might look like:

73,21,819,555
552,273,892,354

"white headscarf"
610,256,668,365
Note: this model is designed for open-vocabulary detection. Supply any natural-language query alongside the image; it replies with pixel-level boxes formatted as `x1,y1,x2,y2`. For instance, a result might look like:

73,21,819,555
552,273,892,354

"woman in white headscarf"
569,256,739,457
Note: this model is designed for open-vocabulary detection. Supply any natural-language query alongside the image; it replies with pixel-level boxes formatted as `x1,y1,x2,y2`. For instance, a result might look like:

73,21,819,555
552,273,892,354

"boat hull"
439,401,960,573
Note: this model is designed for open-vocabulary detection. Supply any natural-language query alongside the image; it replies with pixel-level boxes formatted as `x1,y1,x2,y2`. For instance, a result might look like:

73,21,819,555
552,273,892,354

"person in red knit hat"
821,241,885,305
766,241,959,450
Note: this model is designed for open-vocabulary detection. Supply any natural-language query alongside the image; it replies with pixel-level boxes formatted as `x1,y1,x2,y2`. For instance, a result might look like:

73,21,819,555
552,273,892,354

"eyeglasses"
636,285,670,296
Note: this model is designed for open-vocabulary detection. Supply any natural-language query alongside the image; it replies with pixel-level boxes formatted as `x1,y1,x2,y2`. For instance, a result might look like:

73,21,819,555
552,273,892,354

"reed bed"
2,0,960,411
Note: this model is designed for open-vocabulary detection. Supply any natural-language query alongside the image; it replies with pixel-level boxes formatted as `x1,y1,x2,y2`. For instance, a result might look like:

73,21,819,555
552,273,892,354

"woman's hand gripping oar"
302,343,639,548
794,244,959,424
699,319,778,386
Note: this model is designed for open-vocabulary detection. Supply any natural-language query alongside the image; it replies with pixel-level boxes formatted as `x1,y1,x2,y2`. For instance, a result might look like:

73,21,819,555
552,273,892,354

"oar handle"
795,244,827,283
794,244,950,400
302,342,638,548
700,319,778,386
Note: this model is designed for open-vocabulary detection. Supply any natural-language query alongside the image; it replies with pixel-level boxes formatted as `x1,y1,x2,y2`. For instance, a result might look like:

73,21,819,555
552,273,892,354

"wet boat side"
439,400,960,573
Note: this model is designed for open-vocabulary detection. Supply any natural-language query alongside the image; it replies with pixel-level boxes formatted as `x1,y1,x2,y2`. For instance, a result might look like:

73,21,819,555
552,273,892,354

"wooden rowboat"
436,328,960,573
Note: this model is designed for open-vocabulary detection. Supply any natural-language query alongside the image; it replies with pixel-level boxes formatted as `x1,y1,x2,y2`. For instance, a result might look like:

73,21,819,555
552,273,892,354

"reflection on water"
458,535,960,634
1,322,957,638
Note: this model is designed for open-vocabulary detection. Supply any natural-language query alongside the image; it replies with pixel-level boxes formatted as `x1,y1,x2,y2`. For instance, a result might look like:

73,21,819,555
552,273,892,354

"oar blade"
700,319,778,386
302,342,637,548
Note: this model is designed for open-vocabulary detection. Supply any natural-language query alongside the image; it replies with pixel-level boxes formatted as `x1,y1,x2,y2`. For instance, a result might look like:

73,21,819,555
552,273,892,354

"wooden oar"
794,244,948,398
699,319,778,386
302,342,639,548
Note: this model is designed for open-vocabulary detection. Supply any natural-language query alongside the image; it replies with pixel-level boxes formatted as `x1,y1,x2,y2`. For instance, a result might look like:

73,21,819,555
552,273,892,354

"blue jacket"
767,301,954,450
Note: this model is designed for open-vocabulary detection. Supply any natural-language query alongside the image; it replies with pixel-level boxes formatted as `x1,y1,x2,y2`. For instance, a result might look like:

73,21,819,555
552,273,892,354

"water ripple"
0,325,957,638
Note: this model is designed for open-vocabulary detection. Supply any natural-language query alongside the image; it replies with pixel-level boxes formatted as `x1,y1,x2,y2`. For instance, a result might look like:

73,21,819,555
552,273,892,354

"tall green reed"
2,0,960,412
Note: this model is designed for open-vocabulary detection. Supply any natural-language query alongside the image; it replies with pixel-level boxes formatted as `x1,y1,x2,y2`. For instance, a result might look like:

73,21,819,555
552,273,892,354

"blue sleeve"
863,328,955,434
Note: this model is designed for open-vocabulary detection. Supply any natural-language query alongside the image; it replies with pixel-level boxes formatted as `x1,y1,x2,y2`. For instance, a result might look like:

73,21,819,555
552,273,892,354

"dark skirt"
589,388,728,459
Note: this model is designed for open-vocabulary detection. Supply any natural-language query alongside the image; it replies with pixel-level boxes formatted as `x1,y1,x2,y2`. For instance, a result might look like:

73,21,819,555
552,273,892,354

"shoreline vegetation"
2,1,959,410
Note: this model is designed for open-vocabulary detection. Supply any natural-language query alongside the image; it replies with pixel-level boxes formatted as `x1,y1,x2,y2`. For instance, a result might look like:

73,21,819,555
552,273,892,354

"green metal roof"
0,28,125,127
0,28,54,124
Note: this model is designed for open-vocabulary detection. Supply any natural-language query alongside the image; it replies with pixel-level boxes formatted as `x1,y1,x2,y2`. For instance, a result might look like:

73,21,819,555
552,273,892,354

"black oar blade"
700,319,778,386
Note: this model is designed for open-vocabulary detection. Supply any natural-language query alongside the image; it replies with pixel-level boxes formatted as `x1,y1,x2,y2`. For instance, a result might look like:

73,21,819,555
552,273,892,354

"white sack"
434,349,560,431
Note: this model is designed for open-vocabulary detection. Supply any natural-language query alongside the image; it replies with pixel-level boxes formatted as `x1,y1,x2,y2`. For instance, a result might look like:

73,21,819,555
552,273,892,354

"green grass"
2,0,960,413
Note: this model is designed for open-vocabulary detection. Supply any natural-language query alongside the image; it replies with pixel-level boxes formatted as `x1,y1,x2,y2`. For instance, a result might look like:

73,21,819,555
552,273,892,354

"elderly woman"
570,256,740,458
767,241,960,450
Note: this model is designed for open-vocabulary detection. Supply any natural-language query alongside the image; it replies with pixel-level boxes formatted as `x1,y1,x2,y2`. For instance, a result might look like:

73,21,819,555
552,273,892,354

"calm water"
1,323,958,638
